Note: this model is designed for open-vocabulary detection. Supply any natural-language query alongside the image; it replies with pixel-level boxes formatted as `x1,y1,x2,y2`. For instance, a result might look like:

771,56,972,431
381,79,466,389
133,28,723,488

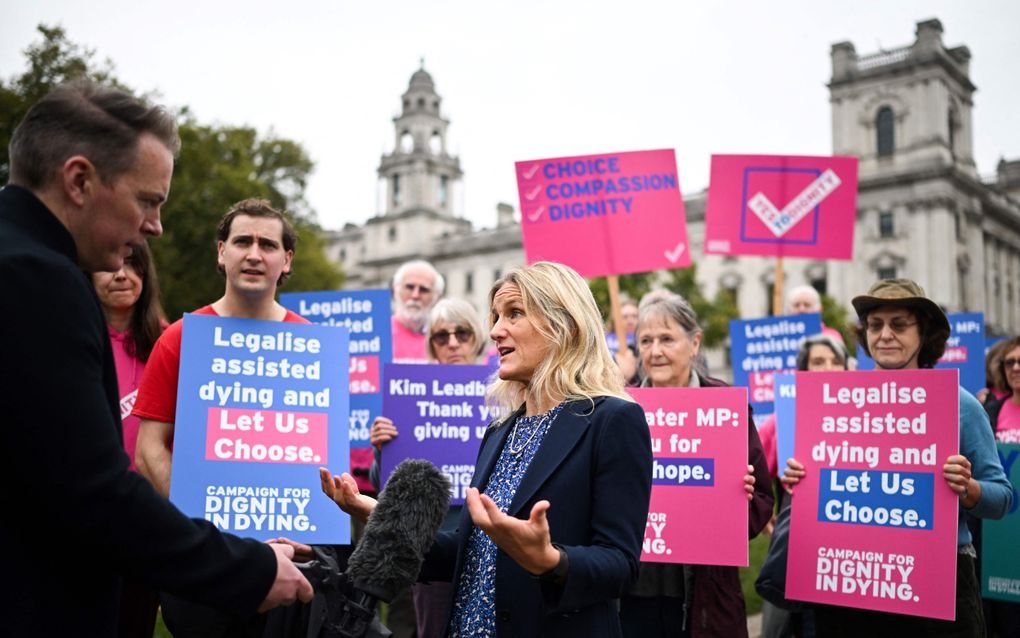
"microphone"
303,459,450,638
348,458,451,601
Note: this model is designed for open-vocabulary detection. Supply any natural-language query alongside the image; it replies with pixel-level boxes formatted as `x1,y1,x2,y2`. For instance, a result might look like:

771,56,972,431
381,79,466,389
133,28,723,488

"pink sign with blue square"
629,387,749,566
704,154,858,259
786,369,960,619
515,149,690,277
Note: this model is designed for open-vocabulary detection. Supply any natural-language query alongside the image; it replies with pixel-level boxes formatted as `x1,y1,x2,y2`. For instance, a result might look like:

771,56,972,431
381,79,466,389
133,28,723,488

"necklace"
507,420,542,456
506,405,560,456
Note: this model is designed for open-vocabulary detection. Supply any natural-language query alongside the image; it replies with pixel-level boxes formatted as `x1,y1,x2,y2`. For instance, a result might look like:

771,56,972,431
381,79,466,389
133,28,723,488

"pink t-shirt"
391,315,428,363
757,413,779,478
821,324,844,344
110,326,146,471
994,398,1020,443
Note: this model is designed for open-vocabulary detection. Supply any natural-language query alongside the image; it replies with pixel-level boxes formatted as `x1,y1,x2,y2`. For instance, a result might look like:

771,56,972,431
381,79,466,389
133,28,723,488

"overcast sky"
3,1,1018,231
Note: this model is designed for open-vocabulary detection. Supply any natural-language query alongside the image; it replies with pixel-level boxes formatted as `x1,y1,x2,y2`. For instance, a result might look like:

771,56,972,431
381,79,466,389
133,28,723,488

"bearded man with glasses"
391,259,445,363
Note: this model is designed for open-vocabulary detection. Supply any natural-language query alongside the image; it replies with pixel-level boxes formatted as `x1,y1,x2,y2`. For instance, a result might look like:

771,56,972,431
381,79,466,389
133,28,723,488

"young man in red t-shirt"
133,198,312,636
134,199,306,495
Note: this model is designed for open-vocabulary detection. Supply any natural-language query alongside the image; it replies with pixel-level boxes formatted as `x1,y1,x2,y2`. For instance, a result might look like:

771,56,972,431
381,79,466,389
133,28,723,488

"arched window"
392,175,402,207
429,131,442,155
439,175,448,207
876,106,894,157
399,131,413,153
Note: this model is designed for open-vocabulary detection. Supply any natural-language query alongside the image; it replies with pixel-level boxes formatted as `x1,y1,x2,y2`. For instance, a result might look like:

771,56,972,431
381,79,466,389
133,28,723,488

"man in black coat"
0,81,313,636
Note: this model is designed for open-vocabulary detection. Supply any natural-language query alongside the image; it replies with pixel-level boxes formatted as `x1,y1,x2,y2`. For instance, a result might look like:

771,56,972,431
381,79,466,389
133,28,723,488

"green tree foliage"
1,25,343,320
821,292,856,347
0,25,121,183
586,266,739,348
588,272,654,327
662,264,739,348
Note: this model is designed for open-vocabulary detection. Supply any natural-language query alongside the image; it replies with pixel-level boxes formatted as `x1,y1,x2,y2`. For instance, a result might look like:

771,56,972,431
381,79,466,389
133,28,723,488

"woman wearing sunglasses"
984,337,1020,442
368,297,488,638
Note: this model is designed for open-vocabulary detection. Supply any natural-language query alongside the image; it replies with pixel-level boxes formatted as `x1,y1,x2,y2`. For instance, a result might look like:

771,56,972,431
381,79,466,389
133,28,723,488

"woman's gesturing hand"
465,487,561,576
319,467,377,524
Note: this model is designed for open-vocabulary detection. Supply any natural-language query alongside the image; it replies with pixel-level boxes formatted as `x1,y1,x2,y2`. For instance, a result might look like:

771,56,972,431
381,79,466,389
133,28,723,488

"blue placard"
773,373,797,473
856,312,985,394
730,314,821,416
170,314,351,543
280,289,392,448
605,331,635,354
380,363,497,504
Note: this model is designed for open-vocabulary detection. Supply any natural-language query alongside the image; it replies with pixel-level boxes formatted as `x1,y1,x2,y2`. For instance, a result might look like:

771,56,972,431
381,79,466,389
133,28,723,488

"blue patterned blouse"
448,402,566,637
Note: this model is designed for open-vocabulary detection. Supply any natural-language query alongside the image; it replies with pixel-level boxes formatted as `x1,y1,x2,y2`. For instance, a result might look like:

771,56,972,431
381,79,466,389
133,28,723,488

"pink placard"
349,355,380,394
786,370,960,620
629,387,749,566
515,149,690,277
204,407,329,465
704,154,858,259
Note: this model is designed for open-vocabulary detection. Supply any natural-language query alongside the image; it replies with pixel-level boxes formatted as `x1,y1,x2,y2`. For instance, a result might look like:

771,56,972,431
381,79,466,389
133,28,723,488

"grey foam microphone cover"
346,459,451,602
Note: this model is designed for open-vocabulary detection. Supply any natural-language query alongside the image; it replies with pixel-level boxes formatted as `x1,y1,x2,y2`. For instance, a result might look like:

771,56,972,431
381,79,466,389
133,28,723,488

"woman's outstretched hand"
319,467,377,524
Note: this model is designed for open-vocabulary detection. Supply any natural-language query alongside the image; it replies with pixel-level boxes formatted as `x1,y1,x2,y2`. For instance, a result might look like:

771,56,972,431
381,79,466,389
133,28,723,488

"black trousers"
620,595,690,638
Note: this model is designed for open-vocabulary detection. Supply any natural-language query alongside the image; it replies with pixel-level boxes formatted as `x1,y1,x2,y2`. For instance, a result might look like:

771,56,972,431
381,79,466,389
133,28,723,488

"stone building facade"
327,19,1020,335
691,19,1020,336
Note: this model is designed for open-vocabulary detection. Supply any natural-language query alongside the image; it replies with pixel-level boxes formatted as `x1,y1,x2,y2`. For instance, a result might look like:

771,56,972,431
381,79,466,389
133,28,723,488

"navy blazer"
422,395,653,638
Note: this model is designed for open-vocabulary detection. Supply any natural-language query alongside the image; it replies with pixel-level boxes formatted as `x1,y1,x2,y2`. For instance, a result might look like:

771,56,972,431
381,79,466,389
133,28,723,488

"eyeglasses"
1003,358,1020,370
430,328,473,346
865,319,917,334
403,283,432,295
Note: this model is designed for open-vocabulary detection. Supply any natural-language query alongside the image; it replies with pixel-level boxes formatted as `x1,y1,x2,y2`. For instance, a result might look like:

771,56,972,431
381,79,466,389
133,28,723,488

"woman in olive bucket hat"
782,279,1012,637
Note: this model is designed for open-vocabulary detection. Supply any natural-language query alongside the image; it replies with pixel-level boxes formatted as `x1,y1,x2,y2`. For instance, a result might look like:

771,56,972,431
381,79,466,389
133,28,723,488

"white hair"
392,259,445,297
787,284,821,313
